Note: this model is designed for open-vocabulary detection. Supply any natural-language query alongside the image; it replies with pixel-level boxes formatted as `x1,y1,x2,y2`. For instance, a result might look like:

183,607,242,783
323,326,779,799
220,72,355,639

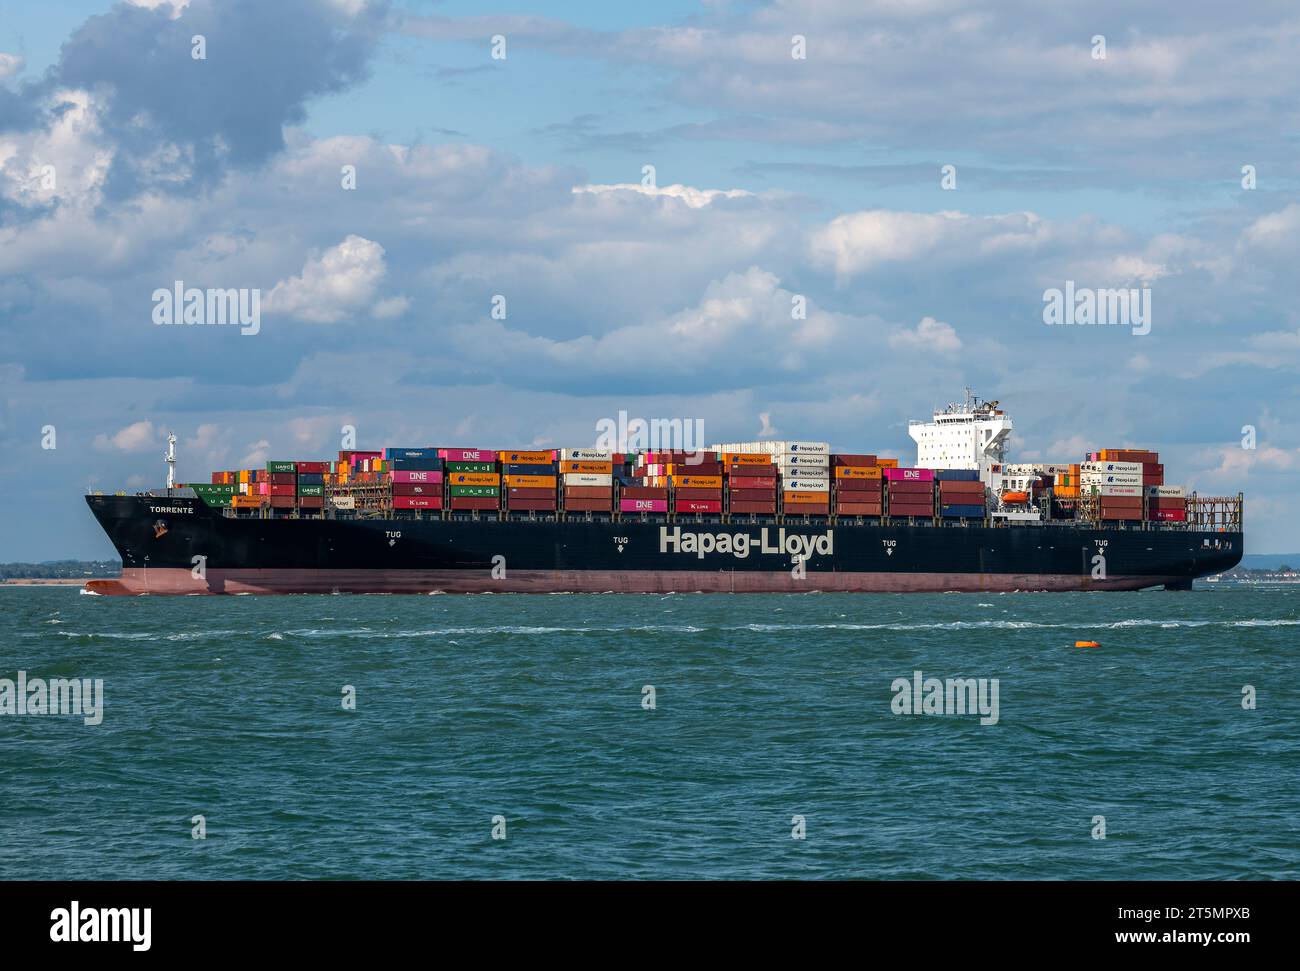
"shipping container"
564,473,612,488
449,485,500,498
620,498,668,513
297,485,324,497
832,454,877,467
671,475,724,489
507,498,558,511
1148,485,1187,498
269,484,295,497
385,447,438,461
560,448,613,461
730,500,777,514
835,465,882,479
786,503,830,516
621,486,668,500
298,496,324,509
499,450,554,465
730,488,778,502
296,461,330,474
674,487,723,501
721,453,774,467
560,460,613,475
836,478,883,493
1149,508,1187,522
564,497,612,512
449,496,499,511
231,495,264,509
448,472,501,487
441,449,496,463
501,463,555,476
563,486,613,500
884,467,934,482
328,496,356,510
728,475,779,489
391,470,444,484
876,458,900,469
677,500,723,514
393,483,438,496
886,479,933,495
784,491,829,504
269,496,296,509
941,503,985,517
391,457,443,471
445,461,498,474
835,501,883,516
393,496,442,510
503,474,556,489
266,460,296,473
269,472,296,485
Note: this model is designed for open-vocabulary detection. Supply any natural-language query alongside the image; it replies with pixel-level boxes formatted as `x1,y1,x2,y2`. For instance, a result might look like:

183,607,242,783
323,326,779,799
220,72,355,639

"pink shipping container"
884,467,934,482
620,498,668,513
677,500,723,514
391,470,444,484
440,448,495,463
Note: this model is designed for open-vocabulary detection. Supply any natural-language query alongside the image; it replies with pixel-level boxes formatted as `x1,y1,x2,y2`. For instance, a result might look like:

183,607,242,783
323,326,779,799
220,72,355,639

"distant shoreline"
0,578,98,586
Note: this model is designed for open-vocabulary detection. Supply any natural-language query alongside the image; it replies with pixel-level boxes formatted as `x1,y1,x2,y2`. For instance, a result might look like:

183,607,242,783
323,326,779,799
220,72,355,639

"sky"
1,0,1297,559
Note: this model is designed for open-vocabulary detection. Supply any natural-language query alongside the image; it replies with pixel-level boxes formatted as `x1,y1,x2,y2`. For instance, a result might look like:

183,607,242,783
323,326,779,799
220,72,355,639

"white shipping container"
1082,472,1142,486
784,480,831,493
1147,485,1186,497
712,440,831,457
778,454,830,468
778,466,829,479
564,473,612,487
1081,461,1142,475
330,496,357,509
561,448,613,461
1092,484,1144,497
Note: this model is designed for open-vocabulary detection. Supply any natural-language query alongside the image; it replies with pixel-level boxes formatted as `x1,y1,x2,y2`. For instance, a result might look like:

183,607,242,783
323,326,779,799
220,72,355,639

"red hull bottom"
84,568,1184,595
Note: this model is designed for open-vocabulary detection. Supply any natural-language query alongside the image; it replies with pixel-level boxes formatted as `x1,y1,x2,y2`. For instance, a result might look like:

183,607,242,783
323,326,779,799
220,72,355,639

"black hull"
84,494,1243,595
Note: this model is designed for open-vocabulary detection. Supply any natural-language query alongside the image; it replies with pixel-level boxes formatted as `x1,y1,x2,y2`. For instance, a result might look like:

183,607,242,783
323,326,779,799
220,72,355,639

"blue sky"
1,0,1297,558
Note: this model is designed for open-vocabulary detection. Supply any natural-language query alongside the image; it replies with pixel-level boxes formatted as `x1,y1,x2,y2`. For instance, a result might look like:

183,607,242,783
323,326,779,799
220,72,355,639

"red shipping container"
836,479,883,493
269,496,296,508
786,504,829,516
393,496,442,509
296,461,329,474
269,472,297,485
450,496,498,511
507,487,555,500
889,502,933,516
298,496,324,509
674,487,723,501
507,498,557,511
1142,474,1164,486
1148,508,1187,521
677,500,723,514
393,483,438,496
1148,498,1186,510
887,480,933,495
1100,496,1143,508
1100,508,1142,521
621,486,669,499
728,475,778,489
730,500,776,514
269,484,295,496
836,501,883,516
832,454,877,467
564,497,612,512
564,486,612,499
730,488,778,501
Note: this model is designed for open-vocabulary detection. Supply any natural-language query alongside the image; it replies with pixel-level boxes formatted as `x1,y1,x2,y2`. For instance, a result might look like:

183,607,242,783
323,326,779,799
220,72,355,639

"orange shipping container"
560,460,613,474
721,453,772,466
503,474,555,489
672,475,723,489
876,458,899,469
231,495,265,508
448,472,501,487
836,465,883,479
784,491,829,504
499,450,554,464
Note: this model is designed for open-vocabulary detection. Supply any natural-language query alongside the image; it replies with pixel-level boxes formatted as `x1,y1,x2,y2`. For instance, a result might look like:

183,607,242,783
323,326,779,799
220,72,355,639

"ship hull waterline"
84,495,1242,595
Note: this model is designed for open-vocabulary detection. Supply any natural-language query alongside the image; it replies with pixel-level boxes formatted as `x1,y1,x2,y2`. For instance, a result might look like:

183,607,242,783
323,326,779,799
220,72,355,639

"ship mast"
165,432,177,491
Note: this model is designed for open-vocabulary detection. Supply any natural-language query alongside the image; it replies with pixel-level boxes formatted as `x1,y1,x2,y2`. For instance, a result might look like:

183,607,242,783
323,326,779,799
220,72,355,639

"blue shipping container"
935,469,981,481
503,463,556,475
385,447,439,460
941,503,986,517
392,457,444,471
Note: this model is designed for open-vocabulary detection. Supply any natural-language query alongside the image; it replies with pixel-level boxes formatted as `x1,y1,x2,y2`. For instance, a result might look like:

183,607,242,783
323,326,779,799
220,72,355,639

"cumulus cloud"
572,183,753,208
888,315,961,353
94,419,157,452
265,235,398,323
0,53,23,79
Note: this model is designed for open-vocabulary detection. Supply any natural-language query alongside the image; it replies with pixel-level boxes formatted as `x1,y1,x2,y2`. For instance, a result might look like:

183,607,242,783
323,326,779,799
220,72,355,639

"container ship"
84,394,1243,595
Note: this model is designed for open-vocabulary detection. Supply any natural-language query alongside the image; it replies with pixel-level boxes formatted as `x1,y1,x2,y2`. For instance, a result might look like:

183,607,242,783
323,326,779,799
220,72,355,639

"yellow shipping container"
448,472,501,486
500,450,554,464
835,465,882,479
784,491,828,504
238,469,250,483
671,474,723,489
876,458,899,469
231,495,264,508
560,460,613,474
722,453,772,466
503,474,556,488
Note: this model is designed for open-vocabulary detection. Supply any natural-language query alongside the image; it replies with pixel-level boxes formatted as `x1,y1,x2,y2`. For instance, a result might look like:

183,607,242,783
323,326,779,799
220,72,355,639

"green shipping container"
444,461,496,473
267,460,297,473
296,485,324,497
449,485,500,498
188,484,236,495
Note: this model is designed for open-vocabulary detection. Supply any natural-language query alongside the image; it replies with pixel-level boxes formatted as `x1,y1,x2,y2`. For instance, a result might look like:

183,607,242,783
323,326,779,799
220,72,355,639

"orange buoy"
1075,640,1101,649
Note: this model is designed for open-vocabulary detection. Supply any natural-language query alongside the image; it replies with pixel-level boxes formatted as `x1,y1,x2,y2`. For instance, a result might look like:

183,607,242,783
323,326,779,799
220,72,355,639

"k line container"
677,500,723,514
393,496,442,510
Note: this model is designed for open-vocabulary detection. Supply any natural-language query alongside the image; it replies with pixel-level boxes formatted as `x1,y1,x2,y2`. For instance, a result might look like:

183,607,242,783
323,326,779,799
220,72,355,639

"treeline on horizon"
0,560,122,579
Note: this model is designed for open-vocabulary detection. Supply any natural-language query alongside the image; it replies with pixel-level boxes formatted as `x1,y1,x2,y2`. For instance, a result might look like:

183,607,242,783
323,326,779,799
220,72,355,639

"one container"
620,498,668,513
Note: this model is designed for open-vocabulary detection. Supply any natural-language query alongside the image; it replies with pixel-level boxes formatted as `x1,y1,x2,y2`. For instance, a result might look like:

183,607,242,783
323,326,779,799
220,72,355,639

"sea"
2,584,1296,880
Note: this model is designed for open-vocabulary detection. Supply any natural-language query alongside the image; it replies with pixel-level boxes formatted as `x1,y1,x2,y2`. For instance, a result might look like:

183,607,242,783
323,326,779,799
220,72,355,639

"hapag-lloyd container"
621,498,668,513
499,450,555,464
1147,485,1187,497
564,473,613,487
391,470,444,484
440,448,496,463
561,448,613,461
884,467,935,481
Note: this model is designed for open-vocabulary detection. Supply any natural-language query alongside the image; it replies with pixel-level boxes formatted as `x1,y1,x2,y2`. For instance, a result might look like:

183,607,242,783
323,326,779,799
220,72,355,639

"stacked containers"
775,442,830,517
267,460,297,510
501,449,558,513
622,451,670,516
560,448,614,513
296,459,327,512
671,451,723,516
884,467,935,519
1081,458,1146,521
832,454,881,517
442,448,500,512
387,448,443,511
723,452,777,516
935,469,984,518
1148,485,1187,522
